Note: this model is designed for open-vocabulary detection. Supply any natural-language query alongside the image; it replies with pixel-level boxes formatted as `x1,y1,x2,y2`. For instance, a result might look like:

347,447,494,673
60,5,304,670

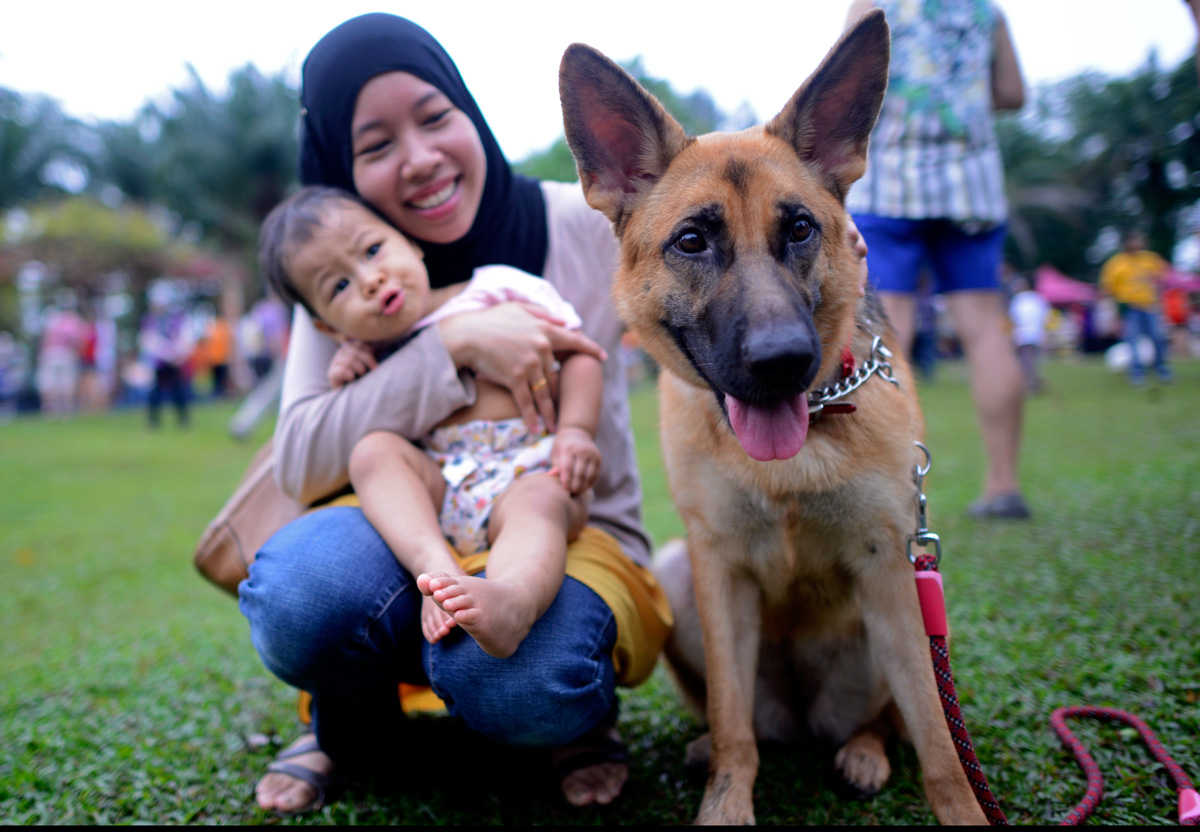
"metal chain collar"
806,334,900,417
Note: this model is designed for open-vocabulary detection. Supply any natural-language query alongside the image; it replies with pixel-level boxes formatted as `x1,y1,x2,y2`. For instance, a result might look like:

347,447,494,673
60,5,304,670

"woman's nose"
400,135,441,181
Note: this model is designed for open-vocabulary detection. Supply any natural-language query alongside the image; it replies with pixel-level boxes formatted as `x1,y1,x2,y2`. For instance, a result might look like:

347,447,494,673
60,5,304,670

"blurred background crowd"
1,16,1198,423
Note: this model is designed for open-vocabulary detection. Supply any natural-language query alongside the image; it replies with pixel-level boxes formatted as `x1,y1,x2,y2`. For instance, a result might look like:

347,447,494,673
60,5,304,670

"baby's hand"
328,339,377,388
550,426,602,495
421,594,457,644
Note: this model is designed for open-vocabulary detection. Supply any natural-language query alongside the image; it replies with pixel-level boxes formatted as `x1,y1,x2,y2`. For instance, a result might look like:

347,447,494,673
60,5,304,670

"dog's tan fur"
560,11,986,825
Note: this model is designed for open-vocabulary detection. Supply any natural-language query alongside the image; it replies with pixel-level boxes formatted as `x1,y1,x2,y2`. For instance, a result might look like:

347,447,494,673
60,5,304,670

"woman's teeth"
410,179,457,210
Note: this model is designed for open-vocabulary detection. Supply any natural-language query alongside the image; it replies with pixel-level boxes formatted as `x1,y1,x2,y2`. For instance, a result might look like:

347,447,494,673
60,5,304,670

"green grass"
1,357,1197,824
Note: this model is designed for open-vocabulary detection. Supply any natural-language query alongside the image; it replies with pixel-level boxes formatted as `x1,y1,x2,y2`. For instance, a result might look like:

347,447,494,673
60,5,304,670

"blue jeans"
239,506,618,765
1121,307,1170,381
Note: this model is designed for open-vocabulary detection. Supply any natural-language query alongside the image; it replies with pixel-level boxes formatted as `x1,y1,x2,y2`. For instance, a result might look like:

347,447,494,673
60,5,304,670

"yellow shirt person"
1100,234,1168,311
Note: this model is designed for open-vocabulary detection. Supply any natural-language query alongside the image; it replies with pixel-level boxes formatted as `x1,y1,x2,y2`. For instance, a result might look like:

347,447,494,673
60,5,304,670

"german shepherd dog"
560,10,986,825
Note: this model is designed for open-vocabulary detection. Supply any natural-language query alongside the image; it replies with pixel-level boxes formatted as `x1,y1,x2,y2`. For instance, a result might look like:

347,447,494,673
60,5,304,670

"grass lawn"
2,356,1197,825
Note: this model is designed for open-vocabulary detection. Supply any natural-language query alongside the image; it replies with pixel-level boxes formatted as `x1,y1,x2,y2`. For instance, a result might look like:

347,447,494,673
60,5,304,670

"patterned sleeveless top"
846,0,1009,226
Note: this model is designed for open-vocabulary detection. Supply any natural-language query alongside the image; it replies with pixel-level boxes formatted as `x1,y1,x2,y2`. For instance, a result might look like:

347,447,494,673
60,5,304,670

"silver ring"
550,360,562,372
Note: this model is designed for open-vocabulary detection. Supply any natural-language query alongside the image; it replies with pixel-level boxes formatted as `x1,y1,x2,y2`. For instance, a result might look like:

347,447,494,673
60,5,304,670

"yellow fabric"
318,496,673,701
1100,250,1167,309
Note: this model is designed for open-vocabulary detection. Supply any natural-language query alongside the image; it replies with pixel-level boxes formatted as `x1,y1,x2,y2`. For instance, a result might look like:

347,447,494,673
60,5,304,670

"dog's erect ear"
560,43,691,229
765,8,890,201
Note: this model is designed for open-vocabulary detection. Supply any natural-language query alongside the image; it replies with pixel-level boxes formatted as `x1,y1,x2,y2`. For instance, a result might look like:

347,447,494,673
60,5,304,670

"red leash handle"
1051,706,1200,826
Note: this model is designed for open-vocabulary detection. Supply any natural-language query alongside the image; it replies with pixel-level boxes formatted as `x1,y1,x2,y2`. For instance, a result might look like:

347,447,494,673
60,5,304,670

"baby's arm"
550,351,604,495
327,339,378,389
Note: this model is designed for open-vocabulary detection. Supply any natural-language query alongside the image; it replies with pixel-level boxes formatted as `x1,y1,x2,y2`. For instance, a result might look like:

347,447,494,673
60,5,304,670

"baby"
259,186,603,658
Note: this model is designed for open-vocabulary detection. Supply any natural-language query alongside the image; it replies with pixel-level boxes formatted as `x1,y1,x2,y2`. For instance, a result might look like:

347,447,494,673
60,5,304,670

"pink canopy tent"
1034,265,1098,305
1164,268,1200,291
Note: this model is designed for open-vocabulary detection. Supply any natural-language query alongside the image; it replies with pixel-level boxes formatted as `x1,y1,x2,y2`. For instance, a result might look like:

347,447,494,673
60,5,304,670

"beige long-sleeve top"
273,180,651,566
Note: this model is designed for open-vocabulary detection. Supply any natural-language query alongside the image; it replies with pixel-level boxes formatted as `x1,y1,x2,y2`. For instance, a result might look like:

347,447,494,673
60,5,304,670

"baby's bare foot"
421,595,457,644
418,571,539,658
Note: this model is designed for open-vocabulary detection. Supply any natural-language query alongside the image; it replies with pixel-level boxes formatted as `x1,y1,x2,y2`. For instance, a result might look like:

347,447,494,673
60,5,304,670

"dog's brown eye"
790,219,813,243
674,231,707,255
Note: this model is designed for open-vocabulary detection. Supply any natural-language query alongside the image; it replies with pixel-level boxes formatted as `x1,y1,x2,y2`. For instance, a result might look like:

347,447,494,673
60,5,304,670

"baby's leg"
349,431,460,643
420,475,587,658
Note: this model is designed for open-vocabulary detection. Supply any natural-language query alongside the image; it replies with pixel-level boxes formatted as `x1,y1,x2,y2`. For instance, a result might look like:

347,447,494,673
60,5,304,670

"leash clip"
907,442,941,566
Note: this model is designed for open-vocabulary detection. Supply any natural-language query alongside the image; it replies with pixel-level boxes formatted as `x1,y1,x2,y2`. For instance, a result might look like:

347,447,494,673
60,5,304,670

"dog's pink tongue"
725,394,809,461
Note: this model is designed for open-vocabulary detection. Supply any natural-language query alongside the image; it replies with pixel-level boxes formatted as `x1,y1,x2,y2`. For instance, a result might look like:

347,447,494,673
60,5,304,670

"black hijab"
299,14,548,288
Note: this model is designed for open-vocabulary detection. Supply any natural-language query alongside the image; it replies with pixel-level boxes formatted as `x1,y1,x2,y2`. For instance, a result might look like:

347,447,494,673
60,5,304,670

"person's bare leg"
255,732,332,814
419,474,587,658
879,291,917,353
350,431,460,643
945,291,1025,500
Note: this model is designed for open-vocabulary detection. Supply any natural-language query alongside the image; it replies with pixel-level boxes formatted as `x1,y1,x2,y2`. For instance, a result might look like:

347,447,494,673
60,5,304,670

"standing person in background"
140,283,195,428
1008,275,1050,393
36,293,89,419
911,274,939,380
247,293,290,379
845,0,1031,519
1100,230,1172,386
195,307,234,398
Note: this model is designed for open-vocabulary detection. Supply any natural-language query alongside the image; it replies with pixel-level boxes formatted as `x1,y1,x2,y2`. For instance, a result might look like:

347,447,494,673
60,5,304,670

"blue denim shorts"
853,214,1008,294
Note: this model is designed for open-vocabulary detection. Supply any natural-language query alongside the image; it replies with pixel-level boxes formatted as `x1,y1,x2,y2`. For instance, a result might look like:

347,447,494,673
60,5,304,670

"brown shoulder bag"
194,438,306,596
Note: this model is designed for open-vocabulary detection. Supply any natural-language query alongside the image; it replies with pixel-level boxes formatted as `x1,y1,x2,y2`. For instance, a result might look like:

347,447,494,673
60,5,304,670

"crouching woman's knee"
426,577,618,747
237,506,415,689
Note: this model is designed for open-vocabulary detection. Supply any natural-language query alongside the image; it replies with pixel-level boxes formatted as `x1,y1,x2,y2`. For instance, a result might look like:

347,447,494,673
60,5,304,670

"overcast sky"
2,1,1197,162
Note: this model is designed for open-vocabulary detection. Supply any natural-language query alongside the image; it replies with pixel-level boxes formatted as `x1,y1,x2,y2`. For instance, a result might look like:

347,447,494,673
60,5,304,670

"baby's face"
290,199,431,344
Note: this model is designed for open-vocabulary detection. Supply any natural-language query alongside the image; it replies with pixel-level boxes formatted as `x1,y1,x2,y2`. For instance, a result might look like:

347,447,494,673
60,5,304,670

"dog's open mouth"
724,393,809,461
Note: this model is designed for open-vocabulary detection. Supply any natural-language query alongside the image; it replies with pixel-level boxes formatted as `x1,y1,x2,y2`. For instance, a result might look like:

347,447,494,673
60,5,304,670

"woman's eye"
674,230,707,255
356,139,389,157
424,108,452,127
790,218,813,243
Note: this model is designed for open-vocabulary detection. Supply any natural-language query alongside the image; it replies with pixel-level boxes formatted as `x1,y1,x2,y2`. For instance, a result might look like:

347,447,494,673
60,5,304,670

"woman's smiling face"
351,71,487,245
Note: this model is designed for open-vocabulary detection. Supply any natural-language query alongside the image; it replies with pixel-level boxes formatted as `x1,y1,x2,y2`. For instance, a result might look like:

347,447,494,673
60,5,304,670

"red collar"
815,345,859,418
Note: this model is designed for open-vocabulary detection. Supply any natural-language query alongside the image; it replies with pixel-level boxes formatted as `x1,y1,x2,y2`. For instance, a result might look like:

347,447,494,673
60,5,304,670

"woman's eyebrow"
352,91,446,141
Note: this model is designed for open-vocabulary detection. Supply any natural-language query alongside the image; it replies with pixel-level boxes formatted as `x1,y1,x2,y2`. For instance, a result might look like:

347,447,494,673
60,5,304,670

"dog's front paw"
833,736,891,798
695,772,756,825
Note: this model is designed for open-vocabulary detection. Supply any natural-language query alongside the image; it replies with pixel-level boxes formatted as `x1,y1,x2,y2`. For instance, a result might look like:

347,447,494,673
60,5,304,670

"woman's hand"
438,302,607,433
327,339,378,388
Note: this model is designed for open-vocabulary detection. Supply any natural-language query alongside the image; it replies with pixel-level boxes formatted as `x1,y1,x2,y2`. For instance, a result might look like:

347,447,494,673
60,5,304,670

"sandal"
262,735,344,816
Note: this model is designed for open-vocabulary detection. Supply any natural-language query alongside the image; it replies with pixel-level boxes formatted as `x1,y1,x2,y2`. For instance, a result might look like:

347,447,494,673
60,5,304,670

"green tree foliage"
514,58,736,182
113,64,299,255
3,197,171,293
0,89,91,210
999,53,1200,278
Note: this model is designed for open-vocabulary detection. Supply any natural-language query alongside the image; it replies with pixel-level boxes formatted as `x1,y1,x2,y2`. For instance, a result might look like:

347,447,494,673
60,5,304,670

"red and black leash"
906,441,1197,825
911,552,1199,825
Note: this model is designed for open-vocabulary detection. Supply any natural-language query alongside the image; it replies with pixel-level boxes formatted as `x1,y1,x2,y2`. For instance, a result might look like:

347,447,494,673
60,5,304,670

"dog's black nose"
741,322,819,388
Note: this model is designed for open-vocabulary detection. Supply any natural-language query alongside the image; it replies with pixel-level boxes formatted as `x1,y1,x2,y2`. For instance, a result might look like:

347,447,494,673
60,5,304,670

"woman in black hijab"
240,13,667,817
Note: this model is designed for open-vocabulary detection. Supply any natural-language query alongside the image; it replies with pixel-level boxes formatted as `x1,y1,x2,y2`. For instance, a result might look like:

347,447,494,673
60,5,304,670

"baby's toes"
417,572,438,596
